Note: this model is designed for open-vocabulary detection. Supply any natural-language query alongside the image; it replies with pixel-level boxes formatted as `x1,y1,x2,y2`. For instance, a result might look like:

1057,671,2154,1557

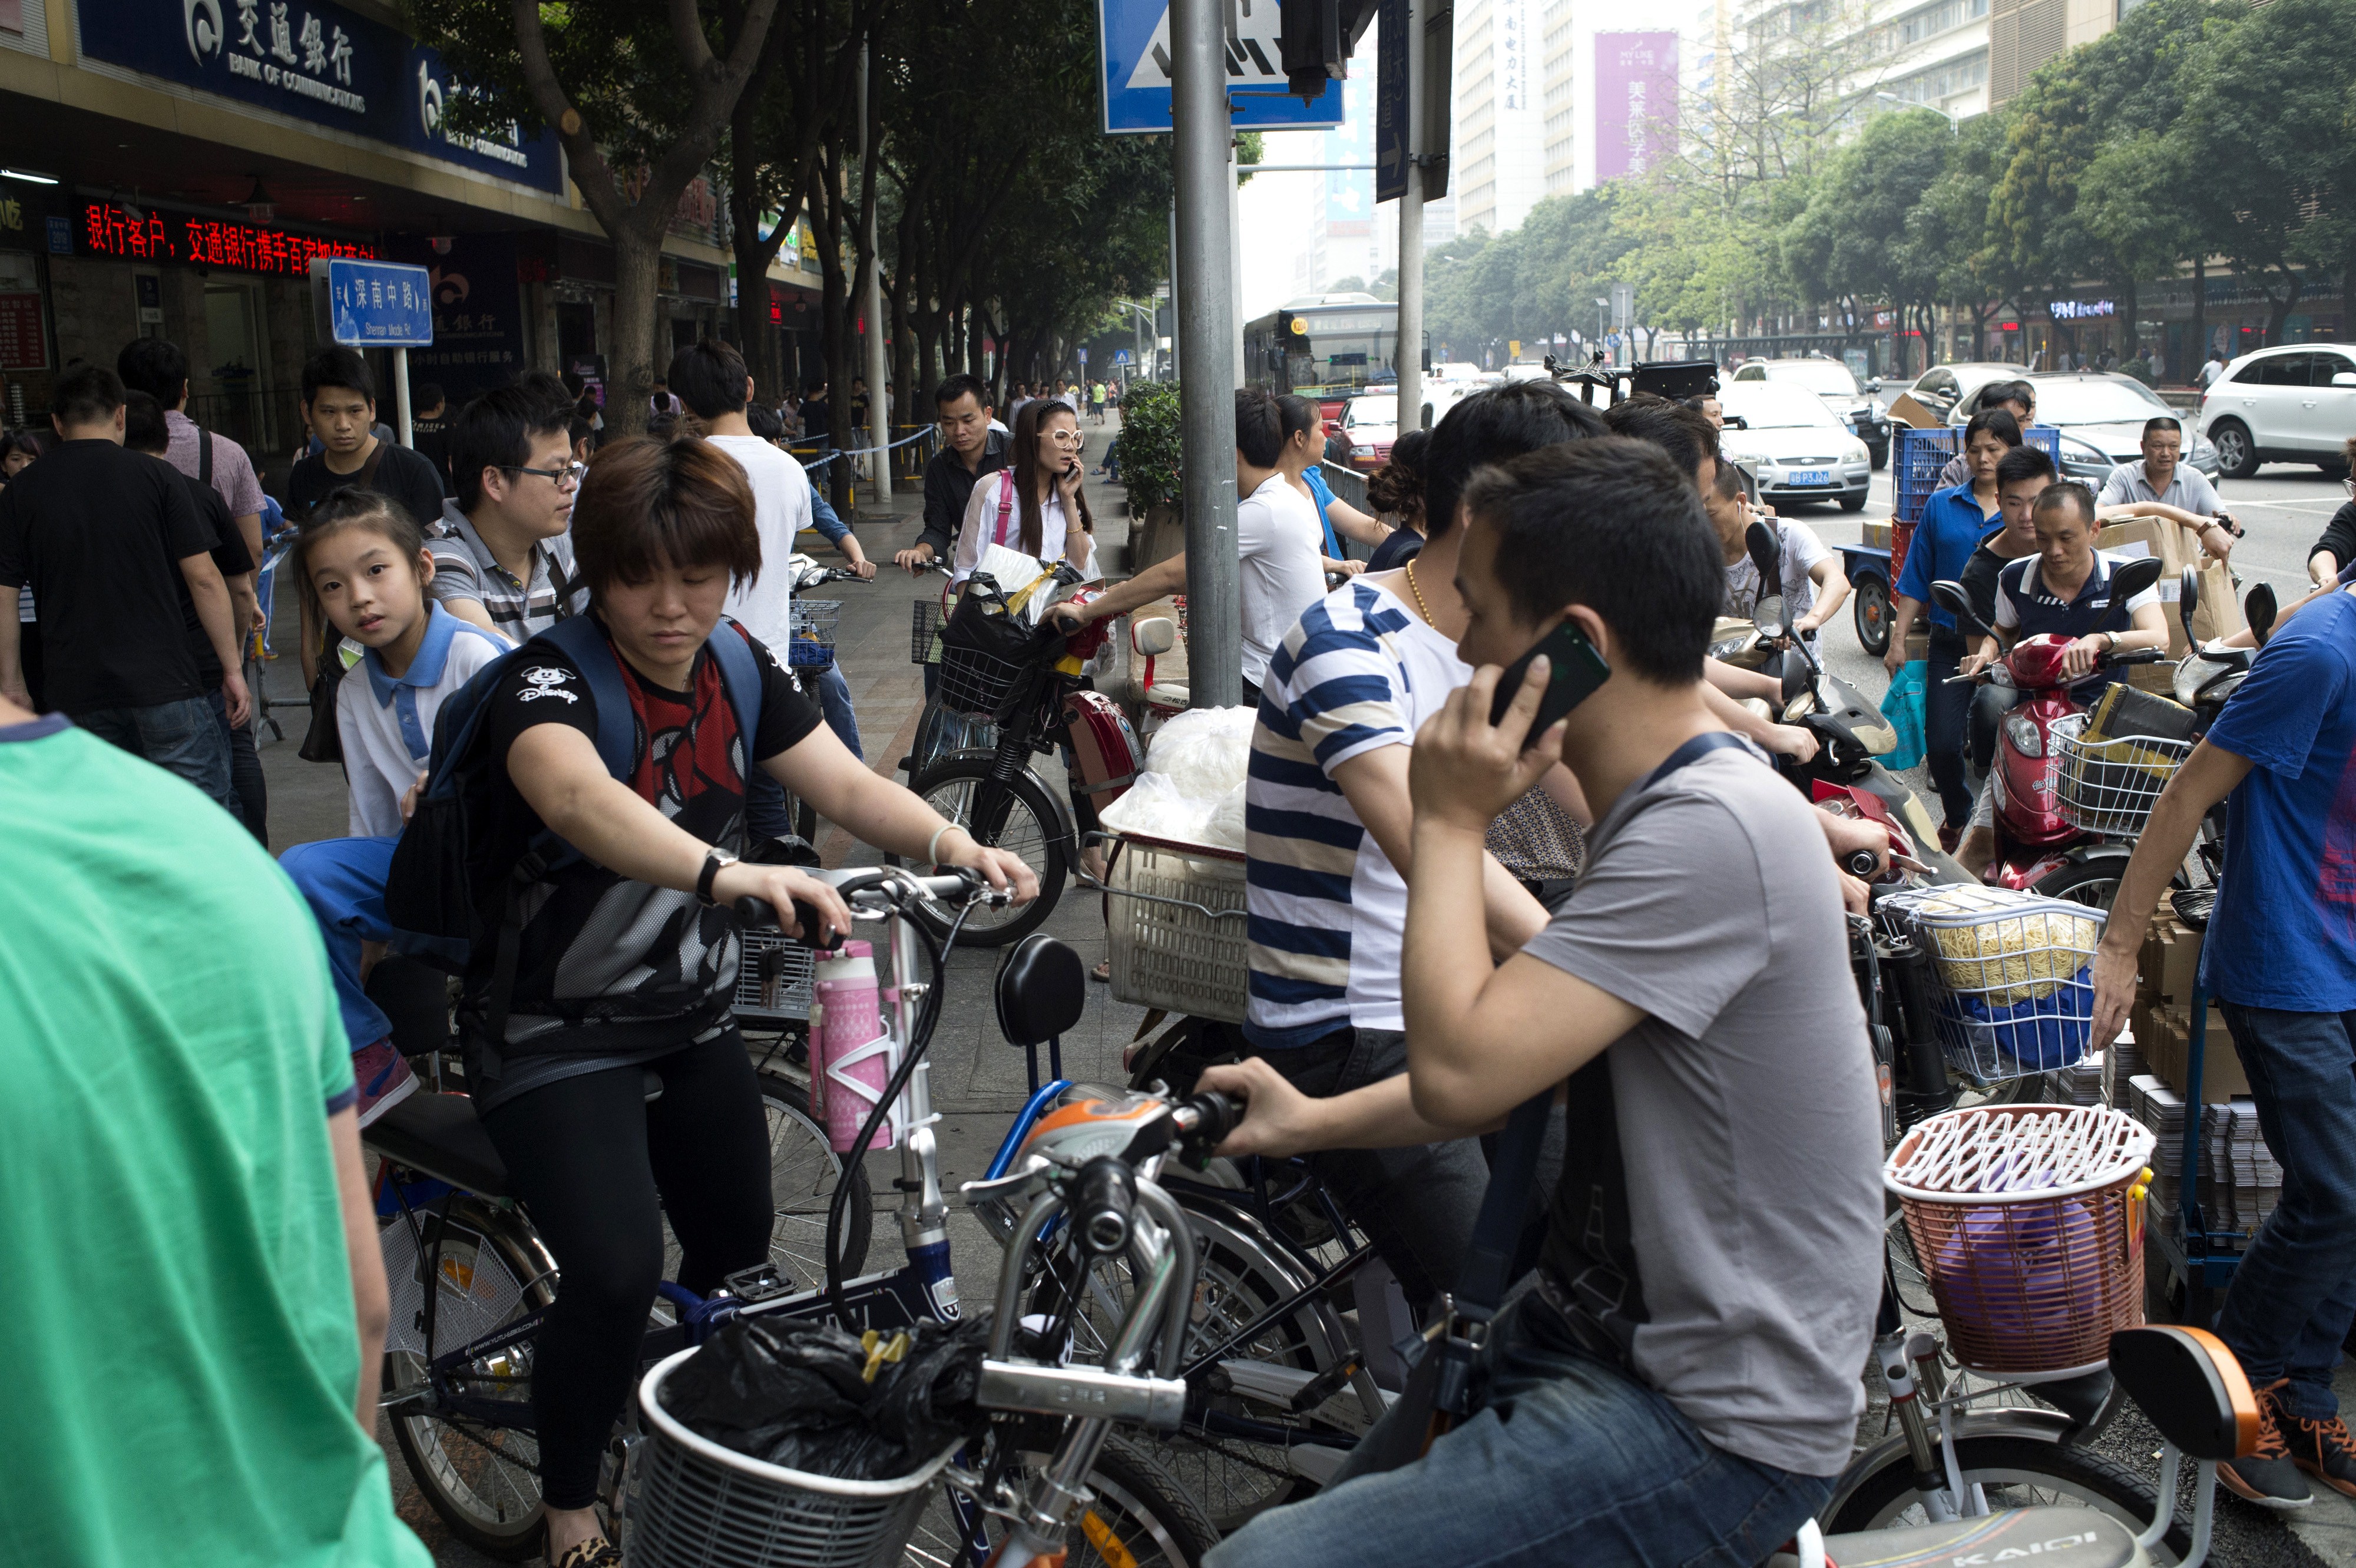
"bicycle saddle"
365,1092,510,1199
996,934,1086,1047
1817,1507,2134,1568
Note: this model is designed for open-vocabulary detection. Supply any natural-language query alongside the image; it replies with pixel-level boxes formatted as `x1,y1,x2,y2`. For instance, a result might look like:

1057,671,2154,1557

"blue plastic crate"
1894,423,2066,525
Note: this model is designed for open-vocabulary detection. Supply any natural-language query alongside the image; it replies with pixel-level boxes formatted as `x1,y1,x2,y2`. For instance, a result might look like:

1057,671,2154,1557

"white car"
1338,383,1484,470
1730,357,1892,468
2197,342,2356,478
1718,382,1874,512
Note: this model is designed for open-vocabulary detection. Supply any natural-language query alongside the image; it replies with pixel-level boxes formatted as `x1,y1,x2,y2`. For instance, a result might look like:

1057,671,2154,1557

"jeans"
2214,1003,2356,1420
479,1032,773,1508
815,661,863,760
1206,1291,1834,1568
207,684,267,843
77,693,235,815
277,835,468,1052
1245,1025,1488,1312
1924,632,1973,829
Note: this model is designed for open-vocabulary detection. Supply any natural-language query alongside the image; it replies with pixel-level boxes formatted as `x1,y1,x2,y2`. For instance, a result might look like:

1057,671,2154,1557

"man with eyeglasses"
287,348,468,686
430,381,590,644
896,372,1010,575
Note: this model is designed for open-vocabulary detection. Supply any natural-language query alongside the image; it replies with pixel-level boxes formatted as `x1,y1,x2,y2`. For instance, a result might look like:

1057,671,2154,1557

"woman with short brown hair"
472,436,1034,1568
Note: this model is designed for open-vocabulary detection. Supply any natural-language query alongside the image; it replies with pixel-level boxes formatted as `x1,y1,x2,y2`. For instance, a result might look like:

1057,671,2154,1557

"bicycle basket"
631,1348,957,1568
1882,885,2104,1083
1103,832,1249,1025
2050,712,2192,838
936,643,1028,720
909,598,944,666
1885,1104,2156,1375
786,600,842,669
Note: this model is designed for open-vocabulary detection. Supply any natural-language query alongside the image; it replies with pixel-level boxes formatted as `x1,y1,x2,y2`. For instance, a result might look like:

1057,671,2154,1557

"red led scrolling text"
80,204,375,276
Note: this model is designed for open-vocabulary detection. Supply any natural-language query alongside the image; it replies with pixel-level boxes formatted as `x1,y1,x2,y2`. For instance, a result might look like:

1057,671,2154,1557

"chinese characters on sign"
0,251,45,372
1499,0,1526,113
78,201,375,276
2048,300,2116,320
321,258,434,346
224,0,365,112
1594,32,1679,183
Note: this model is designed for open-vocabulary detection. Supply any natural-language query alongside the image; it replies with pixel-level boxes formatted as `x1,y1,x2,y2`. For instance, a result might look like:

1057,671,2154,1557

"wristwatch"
696,846,740,907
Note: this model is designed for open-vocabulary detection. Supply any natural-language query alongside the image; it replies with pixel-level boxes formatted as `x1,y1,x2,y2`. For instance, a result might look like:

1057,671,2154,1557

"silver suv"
2198,343,2356,478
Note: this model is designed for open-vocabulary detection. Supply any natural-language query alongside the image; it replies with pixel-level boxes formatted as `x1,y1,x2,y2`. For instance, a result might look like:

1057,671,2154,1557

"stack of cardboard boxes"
2127,916,2250,1101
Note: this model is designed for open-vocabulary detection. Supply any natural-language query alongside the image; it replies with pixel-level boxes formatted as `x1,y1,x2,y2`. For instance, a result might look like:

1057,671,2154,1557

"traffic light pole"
1170,0,1240,709
1394,0,1424,452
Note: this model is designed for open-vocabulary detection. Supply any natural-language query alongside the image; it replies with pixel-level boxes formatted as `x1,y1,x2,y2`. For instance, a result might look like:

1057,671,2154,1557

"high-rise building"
1988,0,2115,104
1725,0,1996,121
1451,0,1547,236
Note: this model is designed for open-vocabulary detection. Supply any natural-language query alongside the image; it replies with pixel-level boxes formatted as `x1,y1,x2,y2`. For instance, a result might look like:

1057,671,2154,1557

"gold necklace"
1404,558,1435,626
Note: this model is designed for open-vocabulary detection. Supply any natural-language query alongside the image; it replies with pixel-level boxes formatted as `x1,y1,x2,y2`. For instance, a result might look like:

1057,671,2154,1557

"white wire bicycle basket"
786,600,842,669
1882,885,2104,1083
2050,712,2193,838
629,1348,958,1568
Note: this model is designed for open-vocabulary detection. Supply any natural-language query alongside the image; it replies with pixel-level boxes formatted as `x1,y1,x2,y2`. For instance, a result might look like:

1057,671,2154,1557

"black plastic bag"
661,1314,995,1481
939,573,1034,664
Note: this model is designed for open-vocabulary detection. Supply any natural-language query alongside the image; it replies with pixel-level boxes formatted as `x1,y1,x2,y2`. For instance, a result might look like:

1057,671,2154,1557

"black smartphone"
1488,618,1612,736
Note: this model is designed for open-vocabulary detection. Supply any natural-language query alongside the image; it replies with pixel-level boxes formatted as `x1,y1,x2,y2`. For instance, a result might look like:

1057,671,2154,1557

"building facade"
1450,0,1546,237
0,0,824,462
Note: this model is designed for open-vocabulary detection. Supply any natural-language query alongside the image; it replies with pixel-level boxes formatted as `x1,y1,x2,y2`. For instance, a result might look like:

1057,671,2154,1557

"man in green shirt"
0,695,428,1568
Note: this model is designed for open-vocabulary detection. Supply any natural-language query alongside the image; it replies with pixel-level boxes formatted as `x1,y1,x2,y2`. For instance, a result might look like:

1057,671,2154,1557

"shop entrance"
200,279,279,456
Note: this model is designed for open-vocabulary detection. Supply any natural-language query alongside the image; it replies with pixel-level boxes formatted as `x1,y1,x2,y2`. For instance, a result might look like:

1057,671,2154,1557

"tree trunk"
608,226,665,436
2190,257,2207,373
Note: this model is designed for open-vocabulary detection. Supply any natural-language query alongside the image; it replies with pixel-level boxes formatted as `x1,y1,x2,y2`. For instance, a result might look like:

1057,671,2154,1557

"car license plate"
1788,469,1830,487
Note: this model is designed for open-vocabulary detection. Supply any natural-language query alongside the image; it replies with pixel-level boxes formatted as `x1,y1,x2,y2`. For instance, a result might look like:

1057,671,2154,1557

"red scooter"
1928,561,2166,908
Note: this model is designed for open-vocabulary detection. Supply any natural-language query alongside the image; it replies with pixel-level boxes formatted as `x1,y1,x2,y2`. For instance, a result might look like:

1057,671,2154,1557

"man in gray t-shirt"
1198,438,1883,1568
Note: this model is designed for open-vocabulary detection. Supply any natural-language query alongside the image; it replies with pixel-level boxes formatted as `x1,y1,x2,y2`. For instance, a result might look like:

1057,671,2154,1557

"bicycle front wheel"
904,1434,1219,1567
1829,1435,2190,1563
902,755,1066,946
380,1199,554,1559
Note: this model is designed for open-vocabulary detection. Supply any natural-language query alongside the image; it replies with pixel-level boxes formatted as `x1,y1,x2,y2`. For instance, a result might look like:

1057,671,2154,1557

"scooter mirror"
1745,519,1782,596
2178,565,2200,629
1753,595,1788,640
2248,583,2278,648
2110,557,2165,602
1928,580,1993,643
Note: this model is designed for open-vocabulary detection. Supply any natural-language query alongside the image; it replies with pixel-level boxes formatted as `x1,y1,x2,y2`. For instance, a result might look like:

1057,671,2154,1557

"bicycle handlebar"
730,866,1010,946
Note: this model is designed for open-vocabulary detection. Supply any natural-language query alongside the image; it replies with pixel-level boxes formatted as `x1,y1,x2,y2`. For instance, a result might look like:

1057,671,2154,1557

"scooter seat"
1819,1507,2134,1568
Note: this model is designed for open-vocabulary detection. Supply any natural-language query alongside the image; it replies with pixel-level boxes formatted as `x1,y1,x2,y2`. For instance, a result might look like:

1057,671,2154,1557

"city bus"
1243,295,1430,420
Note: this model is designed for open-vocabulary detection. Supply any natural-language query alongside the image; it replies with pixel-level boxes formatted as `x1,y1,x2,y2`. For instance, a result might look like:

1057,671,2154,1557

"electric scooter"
1927,560,2167,907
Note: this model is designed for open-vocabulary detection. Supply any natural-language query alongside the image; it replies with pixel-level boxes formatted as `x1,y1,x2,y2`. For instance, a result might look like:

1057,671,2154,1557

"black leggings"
479,1030,774,1509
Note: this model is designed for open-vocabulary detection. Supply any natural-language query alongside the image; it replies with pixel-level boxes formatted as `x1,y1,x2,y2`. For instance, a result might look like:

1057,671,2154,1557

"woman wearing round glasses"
951,397,1095,584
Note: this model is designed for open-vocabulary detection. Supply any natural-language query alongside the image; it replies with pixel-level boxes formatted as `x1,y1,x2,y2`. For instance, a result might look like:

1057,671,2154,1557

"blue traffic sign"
1098,0,1345,134
319,258,434,348
1113,349,1133,365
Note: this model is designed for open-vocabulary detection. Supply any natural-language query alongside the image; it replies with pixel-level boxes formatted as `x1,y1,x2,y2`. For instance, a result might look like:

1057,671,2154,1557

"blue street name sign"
319,257,433,347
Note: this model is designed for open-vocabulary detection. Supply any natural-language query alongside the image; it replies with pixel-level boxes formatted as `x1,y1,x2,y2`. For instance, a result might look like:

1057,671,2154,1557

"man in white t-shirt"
670,340,869,795
1703,462,1846,656
1048,389,1325,703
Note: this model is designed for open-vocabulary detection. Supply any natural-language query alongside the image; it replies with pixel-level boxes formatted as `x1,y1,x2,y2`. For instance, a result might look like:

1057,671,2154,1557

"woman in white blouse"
952,398,1096,583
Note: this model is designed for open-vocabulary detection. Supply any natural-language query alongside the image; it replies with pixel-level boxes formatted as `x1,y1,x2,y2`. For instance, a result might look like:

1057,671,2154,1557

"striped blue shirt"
1245,578,1471,1047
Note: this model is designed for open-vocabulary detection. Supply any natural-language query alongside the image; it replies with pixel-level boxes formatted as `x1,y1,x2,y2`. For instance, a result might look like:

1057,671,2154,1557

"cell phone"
1488,617,1612,736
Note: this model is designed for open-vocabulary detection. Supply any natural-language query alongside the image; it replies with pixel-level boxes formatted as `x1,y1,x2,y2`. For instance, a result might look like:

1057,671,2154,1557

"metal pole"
1394,0,1424,441
1170,0,1239,708
393,347,413,448
859,42,892,502
1167,200,1180,383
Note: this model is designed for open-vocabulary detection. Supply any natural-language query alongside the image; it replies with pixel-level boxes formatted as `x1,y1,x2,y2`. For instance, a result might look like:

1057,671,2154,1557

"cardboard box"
1886,392,1944,430
2137,917,2201,1004
2147,1006,2251,1101
1862,520,1892,550
2094,516,2245,658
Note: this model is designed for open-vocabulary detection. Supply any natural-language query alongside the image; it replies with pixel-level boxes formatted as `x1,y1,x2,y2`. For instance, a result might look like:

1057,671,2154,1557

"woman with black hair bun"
1364,427,1430,573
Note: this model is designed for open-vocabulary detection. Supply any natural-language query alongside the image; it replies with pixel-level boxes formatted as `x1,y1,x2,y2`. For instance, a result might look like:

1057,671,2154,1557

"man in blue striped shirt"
1240,383,1597,1308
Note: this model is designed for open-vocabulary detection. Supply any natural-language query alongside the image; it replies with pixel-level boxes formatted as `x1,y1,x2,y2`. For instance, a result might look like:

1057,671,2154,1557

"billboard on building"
1594,31,1678,183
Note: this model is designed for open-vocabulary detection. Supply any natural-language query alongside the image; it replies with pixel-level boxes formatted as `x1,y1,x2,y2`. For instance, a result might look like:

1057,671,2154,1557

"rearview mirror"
1753,594,1788,640
1929,579,1994,643
1132,616,1177,657
1781,656,1810,708
2178,565,2200,629
2248,583,2278,647
2110,557,2164,602
1745,519,1782,594
2335,372,2356,389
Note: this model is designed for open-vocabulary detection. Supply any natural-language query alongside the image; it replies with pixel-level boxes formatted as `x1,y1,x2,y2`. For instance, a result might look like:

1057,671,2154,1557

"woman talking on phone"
952,396,1095,583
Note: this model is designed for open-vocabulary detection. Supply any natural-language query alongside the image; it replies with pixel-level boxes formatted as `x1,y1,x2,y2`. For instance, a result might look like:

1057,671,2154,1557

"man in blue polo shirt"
2093,581,2356,1512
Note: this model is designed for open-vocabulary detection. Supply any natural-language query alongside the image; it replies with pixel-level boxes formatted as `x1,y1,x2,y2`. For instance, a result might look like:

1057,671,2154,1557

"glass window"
2308,352,2356,386
2254,353,2312,386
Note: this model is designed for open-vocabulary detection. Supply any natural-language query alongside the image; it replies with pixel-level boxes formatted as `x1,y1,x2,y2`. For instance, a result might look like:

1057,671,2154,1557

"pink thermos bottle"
810,941,899,1154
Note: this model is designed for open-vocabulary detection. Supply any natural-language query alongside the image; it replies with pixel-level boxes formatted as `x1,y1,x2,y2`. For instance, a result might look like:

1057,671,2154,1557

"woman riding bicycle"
468,436,1034,1568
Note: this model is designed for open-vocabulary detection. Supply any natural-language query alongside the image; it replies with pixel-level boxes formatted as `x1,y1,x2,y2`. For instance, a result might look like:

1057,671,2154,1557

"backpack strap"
707,616,767,747
197,425,214,487
534,613,637,781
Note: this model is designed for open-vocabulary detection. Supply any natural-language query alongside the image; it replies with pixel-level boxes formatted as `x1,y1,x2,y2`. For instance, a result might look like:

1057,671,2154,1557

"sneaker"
2284,1407,2356,1498
351,1038,419,1129
2222,1381,2316,1510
